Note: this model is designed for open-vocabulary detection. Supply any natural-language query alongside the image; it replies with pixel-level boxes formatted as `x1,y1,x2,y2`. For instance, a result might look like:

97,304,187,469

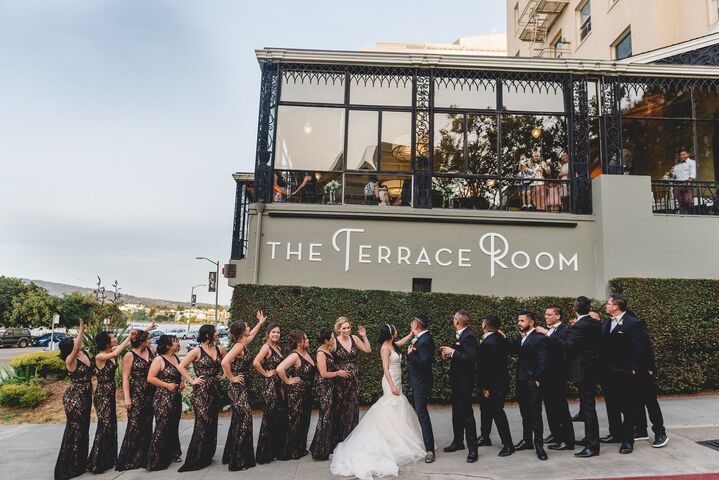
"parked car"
0,328,33,348
165,327,194,340
185,335,230,352
33,332,71,347
149,330,166,347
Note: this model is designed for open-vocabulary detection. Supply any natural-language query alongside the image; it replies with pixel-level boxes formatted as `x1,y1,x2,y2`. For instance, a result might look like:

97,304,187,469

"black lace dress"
87,359,118,473
280,352,316,460
116,349,155,471
54,352,93,480
178,345,222,472
222,348,255,471
146,355,183,471
256,345,287,464
333,336,359,444
310,350,337,460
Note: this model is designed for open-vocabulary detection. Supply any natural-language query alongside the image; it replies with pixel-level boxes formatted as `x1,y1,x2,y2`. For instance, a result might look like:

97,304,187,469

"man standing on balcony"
671,148,696,214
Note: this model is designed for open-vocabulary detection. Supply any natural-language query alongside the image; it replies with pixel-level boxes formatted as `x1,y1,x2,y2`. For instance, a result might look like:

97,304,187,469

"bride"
330,324,426,480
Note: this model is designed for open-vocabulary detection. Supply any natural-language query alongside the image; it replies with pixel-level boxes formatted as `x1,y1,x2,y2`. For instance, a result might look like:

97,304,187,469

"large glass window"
694,91,719,120
350,75,412,106
622,119,694,179
280,73,345,104
614,30,632,60
275,106,345,172
696,121,719,181
579,1,591,40
434,113,464,174
502,82,565,112
343,173,412,206
467,115,498,175
621,85,693,119
346,110,378,170
435,80,496,109
501,115,568,178
380,112,412,172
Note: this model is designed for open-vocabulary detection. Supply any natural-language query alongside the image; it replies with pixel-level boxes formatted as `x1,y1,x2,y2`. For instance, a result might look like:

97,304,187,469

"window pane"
694,91,719,120
350,75,412,106
503,82,565,112
696,121,718,181
280,73,345,104
615,32,632,60
431,176,504,210
343,173,412,206
347,110,378,170
380,112,412,172
434,113,464,173
622,119,694,179
467,115,498,175
580,1,591,22
621,85,693,118
588,80,600,116
275,106,344,171
500,115,569,178
274,170,343,204
435,79,496,109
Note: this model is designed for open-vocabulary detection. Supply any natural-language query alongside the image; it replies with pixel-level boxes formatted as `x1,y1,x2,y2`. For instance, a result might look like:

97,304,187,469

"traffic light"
191,294,197,307
208,271,217,292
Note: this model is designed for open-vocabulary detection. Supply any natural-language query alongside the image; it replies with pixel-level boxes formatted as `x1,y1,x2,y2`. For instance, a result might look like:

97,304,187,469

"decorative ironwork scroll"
601,76,623,175
654,44,719,66
568,75,592,214
413,69,432,208
254,60,280,203
231,179,251,260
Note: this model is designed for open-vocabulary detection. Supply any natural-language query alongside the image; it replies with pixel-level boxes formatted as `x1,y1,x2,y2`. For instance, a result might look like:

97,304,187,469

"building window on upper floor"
514,2,520,29
614,29,632,60
579,0,592,41
711,0,719,24
552,33,565,58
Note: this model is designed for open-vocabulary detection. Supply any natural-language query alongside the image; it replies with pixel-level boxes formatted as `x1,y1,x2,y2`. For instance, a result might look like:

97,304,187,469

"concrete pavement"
1,395,717,480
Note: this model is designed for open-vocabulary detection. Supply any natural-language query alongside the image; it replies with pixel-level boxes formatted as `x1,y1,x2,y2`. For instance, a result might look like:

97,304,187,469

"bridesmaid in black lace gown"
178,324,226,472
87,329,135,473
116,330,155,471
332,317,372,444
146,335,202,471
310,329,350,460
252,322,287,464
55,320,92,480
276,330,316,460
221,311,267,470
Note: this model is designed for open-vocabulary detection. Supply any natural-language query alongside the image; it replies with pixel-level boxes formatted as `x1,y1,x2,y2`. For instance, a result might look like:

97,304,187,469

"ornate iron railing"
650,180,718,215
230,176,253,260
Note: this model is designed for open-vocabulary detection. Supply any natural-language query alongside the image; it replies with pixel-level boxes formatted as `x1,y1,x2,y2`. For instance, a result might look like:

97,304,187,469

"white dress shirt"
610,311,626,333
521,327,535,345
674,158,697,181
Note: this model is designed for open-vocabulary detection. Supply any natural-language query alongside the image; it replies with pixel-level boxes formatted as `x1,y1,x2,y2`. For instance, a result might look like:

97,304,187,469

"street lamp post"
195,257,220,326
190,284,205,331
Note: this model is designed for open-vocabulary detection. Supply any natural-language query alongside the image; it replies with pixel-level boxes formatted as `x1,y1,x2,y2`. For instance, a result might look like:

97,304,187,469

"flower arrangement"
324,180,341,204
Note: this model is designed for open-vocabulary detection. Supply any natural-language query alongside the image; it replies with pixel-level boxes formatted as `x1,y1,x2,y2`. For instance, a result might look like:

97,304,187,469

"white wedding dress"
330,349,426,480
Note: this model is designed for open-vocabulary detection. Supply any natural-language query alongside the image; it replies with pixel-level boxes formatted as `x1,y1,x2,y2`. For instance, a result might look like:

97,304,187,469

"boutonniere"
410,337,418,346
454,341,461,347
617,318,624,326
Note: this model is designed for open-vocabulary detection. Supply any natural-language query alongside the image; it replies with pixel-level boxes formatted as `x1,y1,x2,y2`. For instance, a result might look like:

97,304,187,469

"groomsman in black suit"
440,309,479,463
510,311,549,461
600,294,649,455
534,305,575,451
407,314,436,463
633,318,669,448
552,296,602,457
476,315,514,457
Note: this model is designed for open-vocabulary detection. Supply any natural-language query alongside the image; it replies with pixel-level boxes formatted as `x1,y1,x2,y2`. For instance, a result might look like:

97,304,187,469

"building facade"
225,36,719,300
508,0,719,59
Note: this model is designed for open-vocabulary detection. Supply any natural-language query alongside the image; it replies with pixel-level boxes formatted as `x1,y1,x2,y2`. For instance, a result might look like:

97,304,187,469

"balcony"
651,180,718,215
517,0,570,42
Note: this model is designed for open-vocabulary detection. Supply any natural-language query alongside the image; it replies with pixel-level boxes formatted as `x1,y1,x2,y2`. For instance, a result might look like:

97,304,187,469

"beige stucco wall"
228,175,719,299
508,0,717,59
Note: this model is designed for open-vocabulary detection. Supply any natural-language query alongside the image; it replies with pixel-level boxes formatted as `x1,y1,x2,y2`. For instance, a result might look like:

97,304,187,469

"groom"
407,314,436,463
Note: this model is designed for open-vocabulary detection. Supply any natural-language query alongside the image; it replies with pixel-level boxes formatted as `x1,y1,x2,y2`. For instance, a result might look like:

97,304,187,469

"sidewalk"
1,395,717,480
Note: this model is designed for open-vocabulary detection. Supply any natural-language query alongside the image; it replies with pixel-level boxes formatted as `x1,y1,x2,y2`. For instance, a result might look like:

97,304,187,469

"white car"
166,328,194,340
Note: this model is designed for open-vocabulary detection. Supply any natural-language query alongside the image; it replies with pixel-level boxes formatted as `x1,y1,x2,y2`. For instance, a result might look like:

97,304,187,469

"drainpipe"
252,202,266,284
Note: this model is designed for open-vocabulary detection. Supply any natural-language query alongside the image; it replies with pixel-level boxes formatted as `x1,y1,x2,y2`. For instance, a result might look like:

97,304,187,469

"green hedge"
10,351,66,379
0,382,48,408
609,278,719,393
231,280,719,405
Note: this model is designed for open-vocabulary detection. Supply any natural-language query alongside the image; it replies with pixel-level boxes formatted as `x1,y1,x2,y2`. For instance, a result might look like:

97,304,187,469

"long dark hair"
197,324,215,344
156,335,177,355
229,321,247,344
59,338,75,361
131,330,149,349
95,331,111,352
287,330,306,351
378,324,400,354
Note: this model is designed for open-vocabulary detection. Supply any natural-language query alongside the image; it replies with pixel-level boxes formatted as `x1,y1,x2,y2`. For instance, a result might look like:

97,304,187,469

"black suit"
634,322,666,437
601,312,645,444
407,331,435,452
476,332,513,447
448,327,479,449
512,330,548,447
542,323,575,446
553,315,602,452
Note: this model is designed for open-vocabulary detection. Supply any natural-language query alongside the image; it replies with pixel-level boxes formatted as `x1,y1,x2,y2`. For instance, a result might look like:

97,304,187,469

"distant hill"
23,279,218,309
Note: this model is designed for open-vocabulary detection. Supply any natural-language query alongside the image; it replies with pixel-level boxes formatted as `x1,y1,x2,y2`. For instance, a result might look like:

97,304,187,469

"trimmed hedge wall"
230,280,719,405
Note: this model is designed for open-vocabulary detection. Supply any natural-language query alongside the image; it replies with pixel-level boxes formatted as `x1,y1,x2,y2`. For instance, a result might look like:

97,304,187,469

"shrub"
10,351,66,379
0,382,48,408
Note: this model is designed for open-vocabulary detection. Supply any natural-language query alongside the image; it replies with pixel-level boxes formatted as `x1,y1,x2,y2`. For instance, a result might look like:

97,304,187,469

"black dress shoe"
477,436,493,447
536,447,548,460
443,442,465,453
652,434,669,448
548,442,574,451
600,434,620,444
424,451,435,463
619,442,634,454
574,447,599,458
571,412,584,422
514,439,534,451
576,438,588,446
466,450,478,463
498,445,515,457
543,434,557,444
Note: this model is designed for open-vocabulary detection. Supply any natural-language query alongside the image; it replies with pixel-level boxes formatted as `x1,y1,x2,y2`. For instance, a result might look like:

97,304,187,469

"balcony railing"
651,180,718,215
230,174,254,260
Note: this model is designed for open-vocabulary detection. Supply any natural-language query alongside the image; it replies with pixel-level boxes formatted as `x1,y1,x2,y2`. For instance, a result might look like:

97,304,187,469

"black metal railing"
230,177,253,260
651,180,718,215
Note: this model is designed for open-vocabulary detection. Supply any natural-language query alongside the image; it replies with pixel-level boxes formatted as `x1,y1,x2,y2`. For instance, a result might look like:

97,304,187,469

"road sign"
191,294,197,307
208,271,217,292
